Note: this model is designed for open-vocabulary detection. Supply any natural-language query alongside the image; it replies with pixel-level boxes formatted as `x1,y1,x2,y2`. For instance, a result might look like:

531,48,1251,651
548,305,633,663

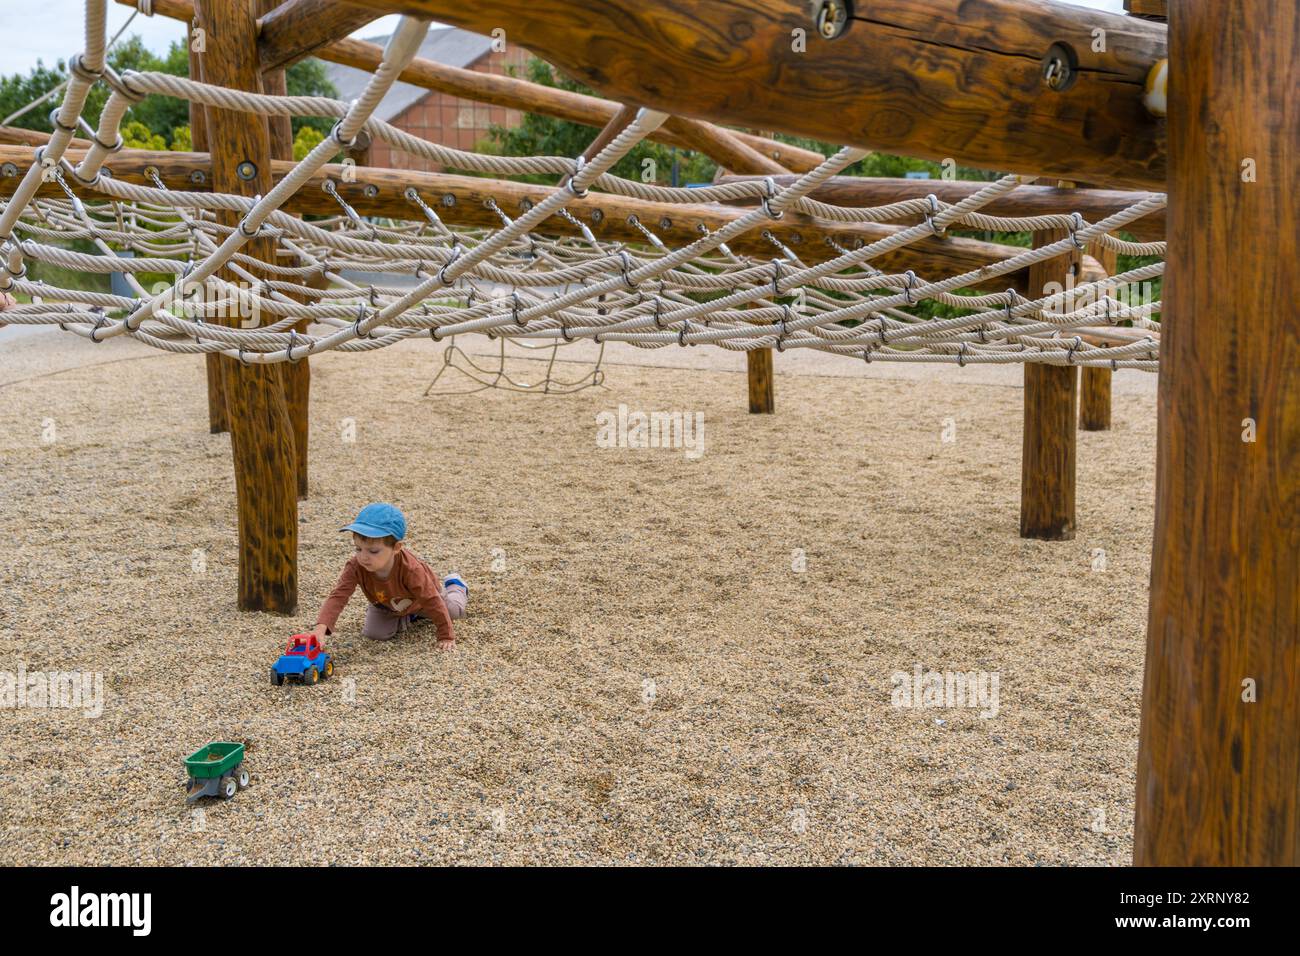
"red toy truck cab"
283,634,324,658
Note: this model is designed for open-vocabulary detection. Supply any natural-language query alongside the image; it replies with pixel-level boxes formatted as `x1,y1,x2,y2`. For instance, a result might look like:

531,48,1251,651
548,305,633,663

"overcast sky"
0,0,1129,77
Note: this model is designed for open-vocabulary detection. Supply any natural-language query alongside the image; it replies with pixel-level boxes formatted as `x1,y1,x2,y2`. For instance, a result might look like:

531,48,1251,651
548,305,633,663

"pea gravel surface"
0,330,1157,865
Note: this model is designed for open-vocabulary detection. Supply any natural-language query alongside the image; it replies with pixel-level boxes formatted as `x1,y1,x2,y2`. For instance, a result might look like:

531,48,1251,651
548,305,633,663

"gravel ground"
0,336,1156,865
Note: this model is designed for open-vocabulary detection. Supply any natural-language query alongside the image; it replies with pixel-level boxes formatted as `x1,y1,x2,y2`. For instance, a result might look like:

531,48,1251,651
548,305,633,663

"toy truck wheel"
271,669,284,686
237,767,250,789
220,775,237,799
323,660,334,680
304,666,319,685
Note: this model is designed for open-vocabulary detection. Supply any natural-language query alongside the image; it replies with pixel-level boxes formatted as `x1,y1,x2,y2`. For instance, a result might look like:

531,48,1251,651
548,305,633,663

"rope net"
0,9,1164,373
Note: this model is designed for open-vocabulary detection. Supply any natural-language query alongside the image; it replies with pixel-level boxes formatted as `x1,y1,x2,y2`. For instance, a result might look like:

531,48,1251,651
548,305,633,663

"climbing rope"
0,1,1164,373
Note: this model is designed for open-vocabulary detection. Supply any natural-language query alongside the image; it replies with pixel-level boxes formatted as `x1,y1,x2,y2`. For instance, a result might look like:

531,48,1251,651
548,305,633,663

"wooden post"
348,128,372,169
1020,195,1079,540
745,131,780,414
1134,0,1298,865
1079,240,1115,431
257,0,310,500
189,36,228,435
195,0,298,612
746,346,774,414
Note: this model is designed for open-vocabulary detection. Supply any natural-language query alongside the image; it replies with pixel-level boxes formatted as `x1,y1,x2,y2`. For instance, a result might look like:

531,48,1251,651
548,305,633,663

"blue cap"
340,502,406,541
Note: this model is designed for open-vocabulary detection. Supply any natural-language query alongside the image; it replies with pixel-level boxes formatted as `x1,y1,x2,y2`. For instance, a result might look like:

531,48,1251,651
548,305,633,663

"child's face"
352,534,401,574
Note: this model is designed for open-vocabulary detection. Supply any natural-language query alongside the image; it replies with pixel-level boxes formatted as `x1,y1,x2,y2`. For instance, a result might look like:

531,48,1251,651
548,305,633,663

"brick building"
327,26,531,172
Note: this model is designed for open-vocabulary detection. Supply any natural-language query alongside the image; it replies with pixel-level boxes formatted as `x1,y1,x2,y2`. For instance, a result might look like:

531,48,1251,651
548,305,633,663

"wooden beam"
1020,190,1080,540
1134,0,1298,866
0,125,93,149
112,0,824,174
308,33,817,171
717,175,1168,243
665,117,788,176
343,0,1168,189
195,0,298,614
0,145,1039,293
257,0,382,72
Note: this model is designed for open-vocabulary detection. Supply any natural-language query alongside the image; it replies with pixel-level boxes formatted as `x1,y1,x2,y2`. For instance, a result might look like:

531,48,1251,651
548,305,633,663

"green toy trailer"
185,741,250,802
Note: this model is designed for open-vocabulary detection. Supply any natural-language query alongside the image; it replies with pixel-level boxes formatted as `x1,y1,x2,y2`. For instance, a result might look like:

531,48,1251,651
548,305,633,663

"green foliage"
0,59,73,130
169,125,192,151
121,119,165,151
771,133,1001,182
480,59,715,185
116,36,191,148
293,125,325,161
285,57,338,139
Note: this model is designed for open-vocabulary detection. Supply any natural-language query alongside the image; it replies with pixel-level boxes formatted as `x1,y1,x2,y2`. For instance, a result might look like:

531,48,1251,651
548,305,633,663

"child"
310,503,468,651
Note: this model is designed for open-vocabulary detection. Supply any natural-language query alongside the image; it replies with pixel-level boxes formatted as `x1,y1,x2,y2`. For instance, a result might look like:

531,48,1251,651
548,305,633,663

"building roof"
325,26,496,124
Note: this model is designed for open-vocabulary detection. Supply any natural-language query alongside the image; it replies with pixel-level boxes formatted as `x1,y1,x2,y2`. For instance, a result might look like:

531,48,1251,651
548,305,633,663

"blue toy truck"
271,634,334,686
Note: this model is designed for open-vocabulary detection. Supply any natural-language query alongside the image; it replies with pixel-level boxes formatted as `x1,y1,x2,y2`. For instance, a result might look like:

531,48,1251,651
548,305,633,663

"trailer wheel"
237,767,250,789
304,666,319,685
220,775,237,799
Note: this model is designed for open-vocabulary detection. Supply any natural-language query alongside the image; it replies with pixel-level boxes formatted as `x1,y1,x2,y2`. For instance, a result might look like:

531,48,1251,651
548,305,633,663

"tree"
285,58,338,140
480,59,715,186
121,120,165,151
292,125,325,161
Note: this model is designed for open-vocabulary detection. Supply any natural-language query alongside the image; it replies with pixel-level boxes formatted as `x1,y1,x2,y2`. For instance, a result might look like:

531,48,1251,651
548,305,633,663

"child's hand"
311,623,329,641
437,639,456,653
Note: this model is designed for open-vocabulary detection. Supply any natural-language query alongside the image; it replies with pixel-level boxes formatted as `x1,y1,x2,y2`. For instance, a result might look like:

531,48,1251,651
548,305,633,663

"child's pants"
363,580,467,641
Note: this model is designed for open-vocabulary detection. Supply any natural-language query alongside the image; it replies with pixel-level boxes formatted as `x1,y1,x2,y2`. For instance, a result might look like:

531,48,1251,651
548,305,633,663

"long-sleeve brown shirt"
316,548,455,643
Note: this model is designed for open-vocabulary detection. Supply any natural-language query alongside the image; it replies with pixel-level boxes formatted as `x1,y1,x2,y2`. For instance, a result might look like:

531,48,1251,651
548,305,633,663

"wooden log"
112,0,824,173
258,0,310,501
1134,0,1299,866
0,145,1038,293
1020,195,1080,540
0,125,92,149
195,0,298,613
664,117,788,177
1079,239,1117,431
716,175,1167,243
347,128,373,168
746,346,774,414
344,0,1168,190
186,36,229,436
256,0,382,71
1079,359,1112,431
744,131,781,412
